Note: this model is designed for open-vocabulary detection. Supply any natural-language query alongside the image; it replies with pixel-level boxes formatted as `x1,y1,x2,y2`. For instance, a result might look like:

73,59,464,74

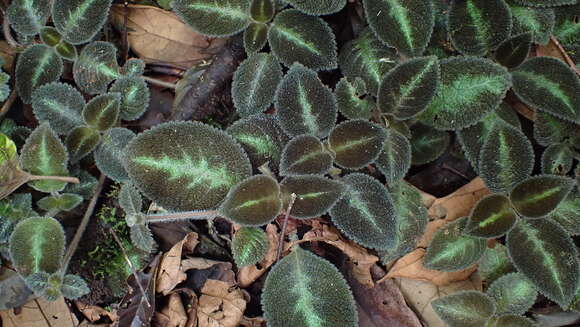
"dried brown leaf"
156,232,199,295
428,177,490,221
237,224,278,288
0,297,78,327
239,316,266,327
152,293,188,327
537,37,580,76
75,301,118,323
197,279,247,327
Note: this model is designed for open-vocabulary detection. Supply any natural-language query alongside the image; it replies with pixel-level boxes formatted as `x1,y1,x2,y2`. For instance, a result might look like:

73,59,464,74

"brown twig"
276,193,297,262
1,10,20,48
0,89,17,119
142,76,177,90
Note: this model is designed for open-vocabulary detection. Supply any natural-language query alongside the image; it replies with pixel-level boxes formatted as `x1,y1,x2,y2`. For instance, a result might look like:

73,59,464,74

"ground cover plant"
0,0,578,326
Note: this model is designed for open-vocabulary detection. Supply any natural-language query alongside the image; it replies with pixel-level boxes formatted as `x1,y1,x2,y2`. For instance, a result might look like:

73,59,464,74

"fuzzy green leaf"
432,291,495,327
244,23,268,54
275,63,337,138
363,0,434,57
82,93,121,131
335,78,374,120
509,175,574,218
509,1,555,45
73,41,120,95
378,56,440,120
9,217,65,276
286,0,345,15
262,247,358,327
495,32,532,69
94,128,135,183
541,143,574,175
512,57,580,123
232,227,269,267
506,218,579,308
54,40,78,61
119,182,142,222
40,27,62,47
232,53,283,117
124,121,252,211
268,9,337,71
8,0,51,36
251,0,274,22
424,217,487,271
52,0,112,44
554,7,580,45
123,58,145,77
465,194,518,238
449,0,512,56
420,57,512,130
511,0,577,7
534,111,576,146
280,135,333,176
226,114,289,171
0,72,10,103
487,272,537,315
31,82,85,136
37,193,83,212
410,123,449,165
16,44,63,104
375,129,411,184
328,120,387,170
0,133,17,164
280,175,345,219
330,173,396,250
478,243,516,285
60,274,89,299
65,126,101,162
494,315,538,327
172,0,251,37
24,271,50,296
109,76,150,121
338,28,398,96
220,175,282,226
130,224,154,253
479,121,534,194
549,190,580,235
64,170,97,199
20,123,69,192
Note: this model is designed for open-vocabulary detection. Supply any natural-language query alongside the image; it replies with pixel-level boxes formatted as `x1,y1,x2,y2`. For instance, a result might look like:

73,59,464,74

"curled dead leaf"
428,177,490,221
197,279,247,327
156,232,199,295
75,301,118,323
152,292,188,327
0,297,78,327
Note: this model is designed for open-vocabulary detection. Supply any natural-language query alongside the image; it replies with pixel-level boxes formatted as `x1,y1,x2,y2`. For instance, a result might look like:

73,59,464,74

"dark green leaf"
286,0,345,15
541,143,574,175
65,126,101,162
494,315,538,327
130,224,154,253
495,32,533,69
251,0,274,22
280,175,345,219
119,182,142,219
268,9,337,70
60,274,89,299
335,77,374,120
123,58,145,77
232,227,269,267
40,27,62,47
94,127,136,182
172,0,251,37
431,290,496,327
54,40,78,61
410,123,449,165
16,44,63,104
511,0,577,7
509,1,555,45
509,175,575,218
478,243,516,285
375,129,411,184
554,7,580,45
487,272,537,315
52,0,112,44
280,135,333,176
534,111,576,146
73,41,120,95
8,0,51,36
465,194,518,238
109,76,150,121
328,120,387,170
82,93,121,131
244,23,268,54
31,82,85,135
549,190,580,235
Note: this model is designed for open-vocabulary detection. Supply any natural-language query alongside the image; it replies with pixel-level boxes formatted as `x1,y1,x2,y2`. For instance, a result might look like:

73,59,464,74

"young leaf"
94,127,136,183
65,126,101,162
9,217,65,276
7,0,51,36
329,173,396,250
495,32,533,69
262,247,358,327
251,0,274,22
54,40,78,61
119,183,142,219
464,194,518,238
232,53,283,117
0,72,10,103
64,169,97,199
431,291,496,327
512,57,580,123
123,121,252,211
280,175,345,219
37,193,83,212
424,217,487,271
420,57,512,130
109,76,150,121
279,134,333,176
479,121,534,194
244,23,268,54
268,9,337,71
478,243,516,285
509,1,555,45
328,120,387,170
130,224,155,253
338,28,398,95
73,41,120,95
363,0,434,57
335,78,374,120
448,0,512,56
24,271,50,297
509,175,575,218
171,0,251,37
286,0,345,15
506,218,579,308
487,272,537,315
541,143,574,175
375,129,412,184
219,175,282,226
378,56,440,120
495,315,538,327
123,58,145,77
534,111,576,146
274,63,337,138
0,133,17,165
20,123,69,193
410,123,450,165
40,27,62,47
52,0,113,44
31,82,86,135
82,93,121,131
554,6,580,45
549,190,580,235
226,114,288,172
511,0,577,7
232,227,269,267
60,274,90,299
16,44,63,104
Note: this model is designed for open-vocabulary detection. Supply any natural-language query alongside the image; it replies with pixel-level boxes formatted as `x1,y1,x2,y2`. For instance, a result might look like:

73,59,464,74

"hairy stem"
276,193,297,262
143,76,176,90
146,209,219,223
27,174,80,184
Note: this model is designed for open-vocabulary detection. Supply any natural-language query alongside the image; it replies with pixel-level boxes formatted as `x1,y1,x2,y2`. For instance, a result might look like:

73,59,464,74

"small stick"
1,11,20,48
142,76,177,90
276,193,297,262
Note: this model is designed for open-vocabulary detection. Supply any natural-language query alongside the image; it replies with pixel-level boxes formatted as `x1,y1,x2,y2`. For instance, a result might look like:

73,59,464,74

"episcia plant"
0,0,151,303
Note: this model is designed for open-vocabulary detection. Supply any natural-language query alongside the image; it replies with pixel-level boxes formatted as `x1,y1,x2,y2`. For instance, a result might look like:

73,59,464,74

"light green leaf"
40,27,62,47
172,0,251,37
52,0,113,44
37,193,83,212
232,227,269,267
431,290,496,327
31,82,85,135
73,41,120,95
487,272,537,315
109,76,150,121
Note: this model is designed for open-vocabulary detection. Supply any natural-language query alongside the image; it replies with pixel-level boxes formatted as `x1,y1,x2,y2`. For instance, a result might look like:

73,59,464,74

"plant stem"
28,174,80,184
276,193,297,262
62,174,105,273
143,76,177,90
0,90,17,119
146,209,219,223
